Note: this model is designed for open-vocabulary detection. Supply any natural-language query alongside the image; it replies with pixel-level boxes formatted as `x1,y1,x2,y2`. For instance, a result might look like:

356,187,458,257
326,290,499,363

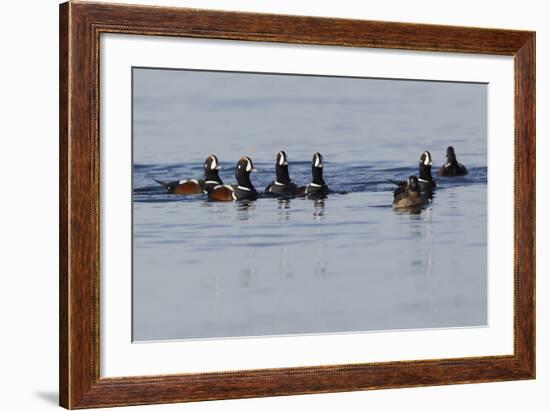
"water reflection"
269,195,328,220
393,205,423,215
423,188,435,202
277,198,291,222
410,207,434,279
237,200,255,221
312,198,325,220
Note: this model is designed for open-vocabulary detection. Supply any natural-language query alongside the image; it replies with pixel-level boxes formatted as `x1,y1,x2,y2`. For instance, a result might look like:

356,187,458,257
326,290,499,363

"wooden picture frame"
59,1,535,408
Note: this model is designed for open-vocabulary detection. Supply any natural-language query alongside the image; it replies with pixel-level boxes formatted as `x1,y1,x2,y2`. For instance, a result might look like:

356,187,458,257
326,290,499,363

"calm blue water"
132,68,487,342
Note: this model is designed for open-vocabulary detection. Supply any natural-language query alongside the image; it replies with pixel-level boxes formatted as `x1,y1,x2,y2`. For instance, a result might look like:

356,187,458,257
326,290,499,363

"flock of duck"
153,146,468,209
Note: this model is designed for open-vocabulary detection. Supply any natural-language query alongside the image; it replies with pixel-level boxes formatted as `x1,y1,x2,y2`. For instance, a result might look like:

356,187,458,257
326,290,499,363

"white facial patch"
210,156,218,170
423,152,432,166
278,153,285,166
246,158,252,172
314,154,323,168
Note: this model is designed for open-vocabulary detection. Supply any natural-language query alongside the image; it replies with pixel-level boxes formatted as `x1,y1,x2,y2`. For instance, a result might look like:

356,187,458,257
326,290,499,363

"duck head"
445,146,458,165
418,151,433,181
203,154,222,183
235,156,257,190
275,151,291,184
311,152,325,186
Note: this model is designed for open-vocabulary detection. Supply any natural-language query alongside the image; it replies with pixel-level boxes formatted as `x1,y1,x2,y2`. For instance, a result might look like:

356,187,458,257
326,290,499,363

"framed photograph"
59,1,535,409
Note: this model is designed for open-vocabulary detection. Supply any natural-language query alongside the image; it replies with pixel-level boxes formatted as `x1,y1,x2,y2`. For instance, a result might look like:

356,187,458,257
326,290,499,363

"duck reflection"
406,207,434,279
423,188,435,202
277,198,291,222
237,200,255,221
393,205,423,215
312,198,325,220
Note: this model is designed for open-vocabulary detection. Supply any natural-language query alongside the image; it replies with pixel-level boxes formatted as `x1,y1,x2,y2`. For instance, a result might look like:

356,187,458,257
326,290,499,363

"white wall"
0,0,546,410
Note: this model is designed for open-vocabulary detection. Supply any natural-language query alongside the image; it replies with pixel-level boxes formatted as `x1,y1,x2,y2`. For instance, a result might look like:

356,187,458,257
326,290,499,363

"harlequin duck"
297,152,329,199
208,157,258,201
154,154,223,194
389,151,436,193
264,151,301,197
438,146,468,176
393,175,424,209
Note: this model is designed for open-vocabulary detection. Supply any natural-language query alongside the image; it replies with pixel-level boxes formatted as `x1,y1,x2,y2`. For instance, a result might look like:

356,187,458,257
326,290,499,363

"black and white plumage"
438,146,468,176
417,151,437,191
264,151,301,197
208,156,258,202
154,154,223,194
300,152,329,199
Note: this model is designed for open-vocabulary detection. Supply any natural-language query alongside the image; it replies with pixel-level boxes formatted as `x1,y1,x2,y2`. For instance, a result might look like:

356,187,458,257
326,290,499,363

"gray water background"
132,67,487,342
